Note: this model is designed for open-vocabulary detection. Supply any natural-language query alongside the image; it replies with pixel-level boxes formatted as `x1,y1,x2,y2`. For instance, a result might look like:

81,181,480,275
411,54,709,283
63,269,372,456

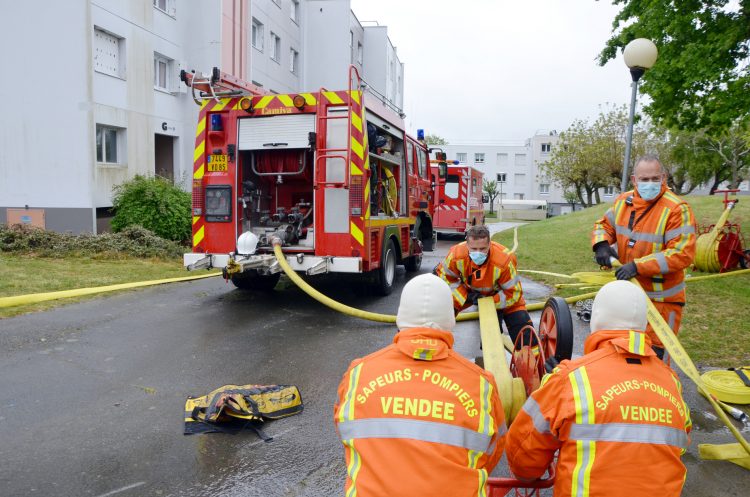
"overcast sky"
350,0,632,143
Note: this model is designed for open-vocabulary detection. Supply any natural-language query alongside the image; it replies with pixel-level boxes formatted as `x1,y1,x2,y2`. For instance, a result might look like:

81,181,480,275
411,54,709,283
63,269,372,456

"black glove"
467,291,482,305
615,262,638,280
594,242,615,267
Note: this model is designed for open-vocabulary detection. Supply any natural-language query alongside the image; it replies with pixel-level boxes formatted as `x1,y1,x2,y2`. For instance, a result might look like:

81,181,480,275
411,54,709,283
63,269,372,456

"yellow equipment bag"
184,384,303,438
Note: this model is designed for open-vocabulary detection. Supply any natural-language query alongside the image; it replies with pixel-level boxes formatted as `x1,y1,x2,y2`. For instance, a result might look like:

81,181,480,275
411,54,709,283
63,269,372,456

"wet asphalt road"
1,229,748,496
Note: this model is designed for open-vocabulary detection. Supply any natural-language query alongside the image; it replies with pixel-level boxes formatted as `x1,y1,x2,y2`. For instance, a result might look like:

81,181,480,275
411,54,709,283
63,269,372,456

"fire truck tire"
740,250,750,269
404,253,422,272
374,239,397,295
230,270,281,291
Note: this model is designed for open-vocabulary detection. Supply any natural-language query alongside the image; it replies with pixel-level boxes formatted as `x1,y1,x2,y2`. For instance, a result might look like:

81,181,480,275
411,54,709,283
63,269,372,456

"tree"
483,179,499,215
425,134,448,145
599,1,750,132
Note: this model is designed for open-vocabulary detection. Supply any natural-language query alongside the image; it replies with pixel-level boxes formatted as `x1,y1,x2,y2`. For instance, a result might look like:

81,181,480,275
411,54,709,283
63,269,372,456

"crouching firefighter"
334,274,506,497
506,280,692,497
434,224,535,349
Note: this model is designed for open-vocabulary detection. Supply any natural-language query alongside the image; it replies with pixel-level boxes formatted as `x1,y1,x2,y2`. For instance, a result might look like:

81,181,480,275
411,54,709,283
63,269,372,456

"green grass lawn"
0,254,197,318
494,195,750,367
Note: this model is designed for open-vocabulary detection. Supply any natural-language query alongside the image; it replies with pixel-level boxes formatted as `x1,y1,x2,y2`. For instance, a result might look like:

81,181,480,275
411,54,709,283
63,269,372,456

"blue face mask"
469,251,488,265
637,181,662,201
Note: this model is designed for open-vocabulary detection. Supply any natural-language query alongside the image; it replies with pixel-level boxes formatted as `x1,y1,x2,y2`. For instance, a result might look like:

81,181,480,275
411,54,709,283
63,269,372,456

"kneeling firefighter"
506,280,692,497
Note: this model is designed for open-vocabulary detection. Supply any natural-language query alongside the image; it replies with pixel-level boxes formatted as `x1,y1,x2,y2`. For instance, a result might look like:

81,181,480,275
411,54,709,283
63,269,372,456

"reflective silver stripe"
441,266,459,279
655,252,669,274
338,418,493,452
495,292,507,309
522,396,551,435
448,281,461,290
645,282,686,299
614,225,664,243
569,422,688,449
665,225,695,240
573,369,592,424
606,210,615,225
469,285,495,292
501,275,519,290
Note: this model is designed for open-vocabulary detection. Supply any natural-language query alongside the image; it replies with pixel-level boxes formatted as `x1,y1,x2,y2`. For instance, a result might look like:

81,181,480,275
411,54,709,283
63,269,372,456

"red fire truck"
430,159,486,234
181,67,436,295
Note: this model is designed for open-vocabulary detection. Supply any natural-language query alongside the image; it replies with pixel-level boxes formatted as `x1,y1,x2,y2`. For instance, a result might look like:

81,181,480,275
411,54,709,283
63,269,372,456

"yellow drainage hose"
701,369,750,405
694,201,736,272
0,272,221,309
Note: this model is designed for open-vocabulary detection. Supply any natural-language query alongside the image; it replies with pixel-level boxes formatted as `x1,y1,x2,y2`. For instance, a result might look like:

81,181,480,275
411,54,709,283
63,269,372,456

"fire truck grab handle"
263,142,289,147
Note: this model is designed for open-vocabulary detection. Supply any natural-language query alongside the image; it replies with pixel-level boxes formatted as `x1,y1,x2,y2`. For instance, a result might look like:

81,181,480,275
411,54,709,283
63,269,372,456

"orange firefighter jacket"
334,327,506,497
506,329,692,497
591,184,696,304
435,241,526,313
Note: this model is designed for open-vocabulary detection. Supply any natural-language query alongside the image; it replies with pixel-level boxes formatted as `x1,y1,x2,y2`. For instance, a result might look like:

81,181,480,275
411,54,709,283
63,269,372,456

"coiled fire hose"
694,200,736,272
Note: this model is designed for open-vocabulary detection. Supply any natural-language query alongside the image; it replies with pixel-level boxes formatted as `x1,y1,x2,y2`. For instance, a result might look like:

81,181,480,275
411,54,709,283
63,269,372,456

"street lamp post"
620,38,658,193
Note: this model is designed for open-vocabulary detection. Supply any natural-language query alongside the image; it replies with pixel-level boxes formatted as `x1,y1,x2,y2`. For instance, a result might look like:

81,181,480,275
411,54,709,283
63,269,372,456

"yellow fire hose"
694,200,736,272
605,259,750,470
0,272,221,309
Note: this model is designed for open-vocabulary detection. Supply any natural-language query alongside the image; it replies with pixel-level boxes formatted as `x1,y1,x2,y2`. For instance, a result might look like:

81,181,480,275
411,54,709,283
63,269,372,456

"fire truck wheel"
404,253,422,272
374,239,397,296
230,270,281,291
740,249,750,269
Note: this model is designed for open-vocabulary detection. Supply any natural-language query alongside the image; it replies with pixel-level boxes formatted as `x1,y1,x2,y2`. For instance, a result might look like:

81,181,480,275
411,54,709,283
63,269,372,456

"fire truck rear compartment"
238,148,315,251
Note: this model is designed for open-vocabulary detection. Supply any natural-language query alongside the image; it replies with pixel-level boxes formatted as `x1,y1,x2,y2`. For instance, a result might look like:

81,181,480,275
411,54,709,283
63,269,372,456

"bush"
0,224,184,259
111,175,191,242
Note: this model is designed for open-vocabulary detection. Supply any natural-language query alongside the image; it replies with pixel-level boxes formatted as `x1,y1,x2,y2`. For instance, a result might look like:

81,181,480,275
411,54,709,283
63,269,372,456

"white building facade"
0,0,404,233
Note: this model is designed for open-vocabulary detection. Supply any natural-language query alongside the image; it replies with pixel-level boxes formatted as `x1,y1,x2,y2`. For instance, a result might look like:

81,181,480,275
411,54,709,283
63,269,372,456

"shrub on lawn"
111,175,191,242
0,224,184,259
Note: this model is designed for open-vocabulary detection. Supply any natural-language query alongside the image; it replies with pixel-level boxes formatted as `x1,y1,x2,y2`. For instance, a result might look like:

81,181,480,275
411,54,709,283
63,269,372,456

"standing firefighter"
592,155,696,358
506,280,692,497
334,274,505,497
435,225,533,347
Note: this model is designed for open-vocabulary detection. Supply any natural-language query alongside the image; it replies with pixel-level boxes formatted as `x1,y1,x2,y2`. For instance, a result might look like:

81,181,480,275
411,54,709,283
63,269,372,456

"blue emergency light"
210,114,223,131
452,160,460,165
417,129,424,141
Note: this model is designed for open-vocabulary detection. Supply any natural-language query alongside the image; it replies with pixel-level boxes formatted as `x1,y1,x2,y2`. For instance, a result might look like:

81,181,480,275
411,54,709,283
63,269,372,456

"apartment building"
0,0,404,233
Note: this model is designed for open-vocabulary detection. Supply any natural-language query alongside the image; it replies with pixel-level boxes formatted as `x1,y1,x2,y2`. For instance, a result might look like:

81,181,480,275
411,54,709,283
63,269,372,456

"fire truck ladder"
314,65,363,191
180,67,265,105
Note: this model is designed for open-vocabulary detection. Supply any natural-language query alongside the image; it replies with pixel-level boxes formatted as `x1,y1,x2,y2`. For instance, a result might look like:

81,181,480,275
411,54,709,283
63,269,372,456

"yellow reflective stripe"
477,376,495,436
569,367,595,497
350,221,364,246
351,111,362,133
652,279,664,302
653,207,670,252
324,91,344,104
350,161,363,176
211,98,230,111
478,467,488,497
193,163,205,180
200,99,210,110
351,137,364,160
628,330,646,355
339,363,363,422
343,439,362,497
194,141,205,163
413,348,435,360
254,95,275,109
349,89,361,104
456,259,465,276
300,93,316,105
277,94,294,107
192,216,199,226
196,116,206,137
193,225,204,247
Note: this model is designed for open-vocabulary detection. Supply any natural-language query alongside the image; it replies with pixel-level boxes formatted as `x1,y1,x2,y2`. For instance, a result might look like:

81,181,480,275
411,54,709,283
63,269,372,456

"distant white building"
0,0,404,233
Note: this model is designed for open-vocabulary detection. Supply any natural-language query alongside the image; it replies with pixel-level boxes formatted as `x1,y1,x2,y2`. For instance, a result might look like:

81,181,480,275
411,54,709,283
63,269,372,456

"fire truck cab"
182,67,435,295
430,158,487,234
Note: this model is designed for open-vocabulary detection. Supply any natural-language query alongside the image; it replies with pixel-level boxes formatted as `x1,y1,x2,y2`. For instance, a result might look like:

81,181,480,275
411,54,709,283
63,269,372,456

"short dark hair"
465,225,490,241
633,154,665,174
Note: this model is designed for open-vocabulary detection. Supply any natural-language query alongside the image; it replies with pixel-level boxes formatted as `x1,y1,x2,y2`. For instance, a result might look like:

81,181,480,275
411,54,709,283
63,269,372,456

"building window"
290,0,299,22
541,143,551,153
94,28,125,78
252,19,263,51
472,177,478,194
603,186,615,196
514,173,526,185
96,125,123,164
540,183,550,194
514,154,526,167
475,153,485,163
289,48,299,74
153,53,173,91
497,173,507,183
152,0,175,16
514,193,525,200
357,42,363,65
270,32,281,62
456,153,467,164
497,153,508,167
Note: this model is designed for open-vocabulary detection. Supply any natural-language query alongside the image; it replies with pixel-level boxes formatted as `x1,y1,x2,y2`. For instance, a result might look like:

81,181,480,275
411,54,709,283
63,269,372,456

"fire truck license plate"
207,154,228,172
